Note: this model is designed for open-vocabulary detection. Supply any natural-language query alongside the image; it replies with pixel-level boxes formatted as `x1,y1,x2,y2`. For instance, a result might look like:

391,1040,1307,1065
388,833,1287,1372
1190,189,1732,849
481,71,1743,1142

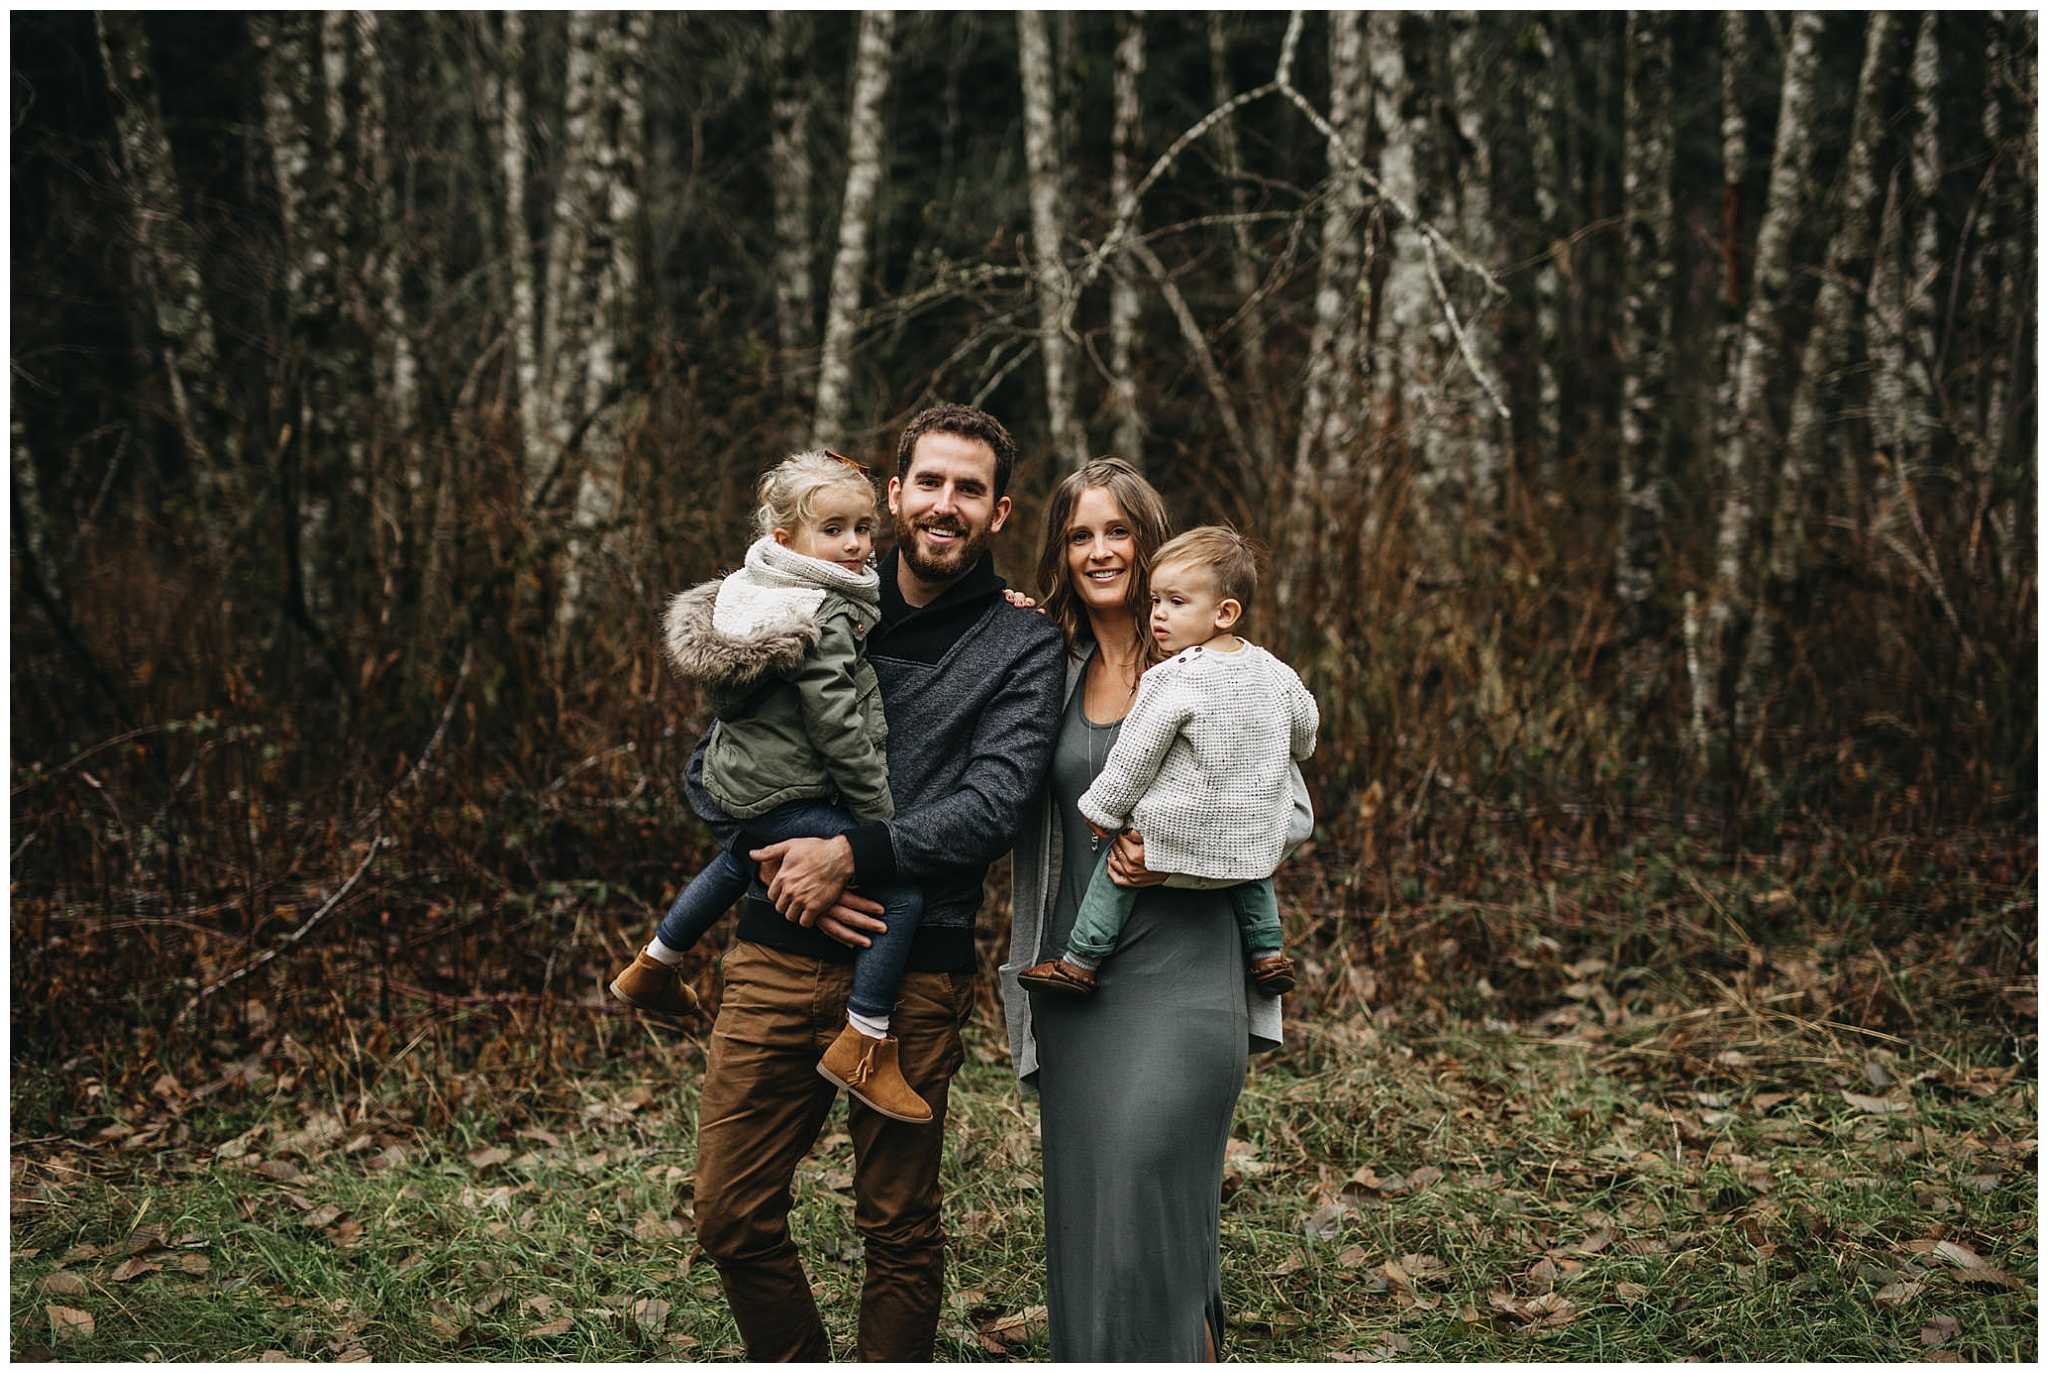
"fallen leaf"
823,1170,854,1192
1267,1249,1308,1276
1380,1331,1412,1353
1874,1280,1925,1308
1302,1202,1347,1241
301,1204,344,1230
980,1305,1048,1343
1953,1266,2023,1290
474,1286,514,1315
1614,1282,1648,1304
109,1257,161,1282
1919,1315,1960,1347
257,1159,305,1181
126,1224,168,1253
1840,1090,1912,1115
59,1243,103,1264
46,1305,94,1339
38,1272,88,1296
426,1313,464,1343
335,1347,371,1362
177,1253,211,1275
526,1318,574,1338
332,1216,364,1248
518,1127,563,1148
632,1296,671,1335
468,1146,512,1171
1336,1244,1370,1269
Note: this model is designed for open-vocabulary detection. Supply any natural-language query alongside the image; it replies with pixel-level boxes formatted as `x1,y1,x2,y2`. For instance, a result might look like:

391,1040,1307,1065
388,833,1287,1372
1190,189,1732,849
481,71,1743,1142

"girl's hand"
1084,817,1112,840
1002,588,1040,610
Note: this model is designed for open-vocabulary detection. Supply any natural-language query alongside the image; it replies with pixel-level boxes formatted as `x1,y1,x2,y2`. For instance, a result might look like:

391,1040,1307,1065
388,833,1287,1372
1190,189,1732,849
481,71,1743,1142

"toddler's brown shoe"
608,951,700,1015
1248,954,1296,995
1017,958,1097,996
817,1026,933,1124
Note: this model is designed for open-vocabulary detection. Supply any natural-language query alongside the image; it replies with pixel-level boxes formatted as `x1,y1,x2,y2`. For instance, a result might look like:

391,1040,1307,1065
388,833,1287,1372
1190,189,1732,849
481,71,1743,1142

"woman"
1000,458,1297,1360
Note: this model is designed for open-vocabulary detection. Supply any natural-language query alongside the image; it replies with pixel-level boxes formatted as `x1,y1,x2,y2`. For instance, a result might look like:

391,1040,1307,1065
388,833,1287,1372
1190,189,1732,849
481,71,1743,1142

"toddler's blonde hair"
754,450,878,541
1151,524,1260,610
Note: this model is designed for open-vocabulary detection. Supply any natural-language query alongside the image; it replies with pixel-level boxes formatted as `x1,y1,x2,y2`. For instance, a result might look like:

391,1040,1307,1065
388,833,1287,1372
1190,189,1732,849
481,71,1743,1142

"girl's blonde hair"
754,450,878,540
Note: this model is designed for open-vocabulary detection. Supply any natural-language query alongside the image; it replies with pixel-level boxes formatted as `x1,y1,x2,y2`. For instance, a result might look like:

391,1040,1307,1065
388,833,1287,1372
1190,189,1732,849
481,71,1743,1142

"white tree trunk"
768,10,817,406
1737,12,1902,719
1526,17,1566,489
811,9,896,450
1018,9,1087,467
95,10,226,507
353,12,422,533
1107,10,1147,466
1706,10,1826,737
1288,11,1368,525
1367,10,1433,468
1434,11,1505,520
1615,8,1676,706
1711,11,1751,432
498,11,547,495
557,11,650,636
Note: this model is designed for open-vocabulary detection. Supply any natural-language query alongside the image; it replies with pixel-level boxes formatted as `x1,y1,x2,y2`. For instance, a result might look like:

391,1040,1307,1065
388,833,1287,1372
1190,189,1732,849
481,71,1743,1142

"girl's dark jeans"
657,798,923,1019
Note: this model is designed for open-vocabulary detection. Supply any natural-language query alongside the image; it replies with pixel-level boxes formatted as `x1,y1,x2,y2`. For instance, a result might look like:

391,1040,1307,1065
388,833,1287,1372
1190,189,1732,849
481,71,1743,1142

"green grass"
10,989,2035,1363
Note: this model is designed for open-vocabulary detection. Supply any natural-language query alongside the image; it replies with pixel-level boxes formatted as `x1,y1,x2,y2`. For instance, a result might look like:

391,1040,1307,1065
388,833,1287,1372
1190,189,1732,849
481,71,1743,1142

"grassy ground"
10,972,2036,1362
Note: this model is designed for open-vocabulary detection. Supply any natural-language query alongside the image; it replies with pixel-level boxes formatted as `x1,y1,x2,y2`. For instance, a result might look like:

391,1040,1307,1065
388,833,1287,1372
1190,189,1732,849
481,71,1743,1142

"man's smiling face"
887,430,1012,592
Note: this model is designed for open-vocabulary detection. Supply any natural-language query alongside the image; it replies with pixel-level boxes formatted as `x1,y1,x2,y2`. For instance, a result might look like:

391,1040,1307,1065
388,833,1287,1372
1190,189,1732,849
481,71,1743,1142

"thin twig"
191,834,385,1005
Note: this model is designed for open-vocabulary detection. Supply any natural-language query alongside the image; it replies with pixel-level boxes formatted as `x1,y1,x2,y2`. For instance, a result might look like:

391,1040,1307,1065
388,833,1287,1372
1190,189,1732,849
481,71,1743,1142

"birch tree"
94,10,229,513
1525,16,1568,489
1106,11,1147,466
1281,6,1369,620
352,11,423,551
1614,10,1676,709
769,10,817,407
1366,11,1434,471
1734,13,1905,720
1704,10,1826,739
811,9,896,450
1428,11,1507,523
1018,9,1087,467
497,10,546,492
556,11,651,635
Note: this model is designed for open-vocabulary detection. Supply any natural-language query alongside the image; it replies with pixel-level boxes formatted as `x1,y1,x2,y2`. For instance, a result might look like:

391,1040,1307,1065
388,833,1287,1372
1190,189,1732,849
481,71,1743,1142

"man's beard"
894,510,993,585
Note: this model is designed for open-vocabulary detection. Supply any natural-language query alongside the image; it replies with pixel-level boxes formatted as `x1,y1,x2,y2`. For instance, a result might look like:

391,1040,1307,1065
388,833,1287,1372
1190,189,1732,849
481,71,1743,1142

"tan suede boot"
608,950,700,1015
816,1025,933,1124
1017,957,1097,995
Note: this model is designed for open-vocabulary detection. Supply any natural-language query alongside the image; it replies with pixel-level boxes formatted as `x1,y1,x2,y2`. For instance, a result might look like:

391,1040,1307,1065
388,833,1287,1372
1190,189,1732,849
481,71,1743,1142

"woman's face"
1064,486,1138,617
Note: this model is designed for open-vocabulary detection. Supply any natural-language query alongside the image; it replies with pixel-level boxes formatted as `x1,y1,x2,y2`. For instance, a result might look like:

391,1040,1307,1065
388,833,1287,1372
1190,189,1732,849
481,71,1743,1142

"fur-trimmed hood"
662,536,880,689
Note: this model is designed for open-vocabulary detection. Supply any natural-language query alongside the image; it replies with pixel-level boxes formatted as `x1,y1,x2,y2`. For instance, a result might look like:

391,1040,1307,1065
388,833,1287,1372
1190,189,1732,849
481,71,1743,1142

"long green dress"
1029,679,1251,1360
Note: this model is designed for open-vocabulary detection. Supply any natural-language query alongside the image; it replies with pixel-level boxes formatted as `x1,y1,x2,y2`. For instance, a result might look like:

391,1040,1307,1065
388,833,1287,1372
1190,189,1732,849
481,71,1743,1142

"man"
683,403,1066,1361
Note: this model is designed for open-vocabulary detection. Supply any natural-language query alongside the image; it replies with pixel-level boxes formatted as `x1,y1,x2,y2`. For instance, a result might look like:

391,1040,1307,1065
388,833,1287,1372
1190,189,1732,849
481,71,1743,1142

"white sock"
644,936,688,966
848,1010,890,1039
1062,952,1101,972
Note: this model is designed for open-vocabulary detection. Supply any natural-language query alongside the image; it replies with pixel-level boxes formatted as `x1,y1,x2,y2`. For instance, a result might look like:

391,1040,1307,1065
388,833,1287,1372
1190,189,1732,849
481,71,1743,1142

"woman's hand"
1105,828,1165,888
1002,588,1041,611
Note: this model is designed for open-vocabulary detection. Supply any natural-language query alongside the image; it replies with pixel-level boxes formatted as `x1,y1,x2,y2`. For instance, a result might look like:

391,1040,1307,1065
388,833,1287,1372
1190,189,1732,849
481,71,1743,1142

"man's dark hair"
895,403,1019,496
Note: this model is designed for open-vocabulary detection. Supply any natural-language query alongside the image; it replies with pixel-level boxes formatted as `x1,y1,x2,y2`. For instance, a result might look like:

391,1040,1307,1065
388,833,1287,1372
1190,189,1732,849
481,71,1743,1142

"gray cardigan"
1001,647,1308,1090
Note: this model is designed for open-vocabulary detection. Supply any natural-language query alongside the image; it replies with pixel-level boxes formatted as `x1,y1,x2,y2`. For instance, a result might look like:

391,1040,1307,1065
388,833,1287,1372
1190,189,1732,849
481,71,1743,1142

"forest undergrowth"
9,808,2036,1362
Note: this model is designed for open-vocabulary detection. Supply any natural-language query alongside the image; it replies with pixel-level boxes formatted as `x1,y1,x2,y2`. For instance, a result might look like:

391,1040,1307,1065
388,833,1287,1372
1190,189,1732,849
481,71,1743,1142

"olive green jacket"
662,538,891,823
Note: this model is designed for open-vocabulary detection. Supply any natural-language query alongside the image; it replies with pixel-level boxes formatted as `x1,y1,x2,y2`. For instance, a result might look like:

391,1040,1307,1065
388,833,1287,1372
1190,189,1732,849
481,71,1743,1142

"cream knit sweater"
1078,641,1319,882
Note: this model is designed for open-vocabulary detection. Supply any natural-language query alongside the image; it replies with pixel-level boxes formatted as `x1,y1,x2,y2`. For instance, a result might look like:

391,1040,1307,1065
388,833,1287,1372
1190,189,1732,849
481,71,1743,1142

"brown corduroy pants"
691,941,972,1361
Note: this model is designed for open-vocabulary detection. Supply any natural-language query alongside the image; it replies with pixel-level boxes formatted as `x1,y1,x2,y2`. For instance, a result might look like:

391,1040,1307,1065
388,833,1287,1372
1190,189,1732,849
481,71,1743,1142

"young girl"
609,451,932,1124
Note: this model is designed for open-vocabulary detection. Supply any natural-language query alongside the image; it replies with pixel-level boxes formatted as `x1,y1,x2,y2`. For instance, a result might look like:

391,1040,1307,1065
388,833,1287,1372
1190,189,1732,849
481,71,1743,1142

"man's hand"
751,834,856,924
1106,827,1165,888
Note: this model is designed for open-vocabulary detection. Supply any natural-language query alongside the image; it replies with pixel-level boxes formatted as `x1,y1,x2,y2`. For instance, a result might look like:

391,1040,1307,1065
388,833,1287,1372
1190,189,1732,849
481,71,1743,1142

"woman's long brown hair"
1033,457,1174,668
